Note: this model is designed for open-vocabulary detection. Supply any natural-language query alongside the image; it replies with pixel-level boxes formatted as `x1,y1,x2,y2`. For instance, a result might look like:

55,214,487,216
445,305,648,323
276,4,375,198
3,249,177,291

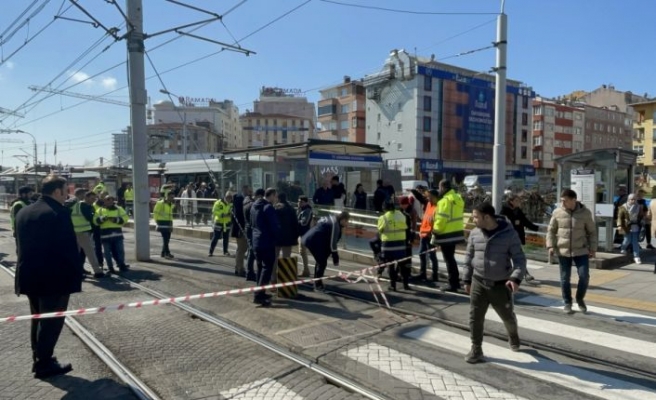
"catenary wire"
0,0,41,43
318,0,497,15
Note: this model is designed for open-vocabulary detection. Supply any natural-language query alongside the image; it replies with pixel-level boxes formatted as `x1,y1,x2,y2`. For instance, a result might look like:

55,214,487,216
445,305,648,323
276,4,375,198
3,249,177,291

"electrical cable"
418,18,496,53
318,0,497,15
0,0,41,43
0,0,52,47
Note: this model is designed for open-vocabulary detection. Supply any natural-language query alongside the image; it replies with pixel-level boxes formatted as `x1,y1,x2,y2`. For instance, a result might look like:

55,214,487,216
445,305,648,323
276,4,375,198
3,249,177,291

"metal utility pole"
491,3,508,212
127,0,150,261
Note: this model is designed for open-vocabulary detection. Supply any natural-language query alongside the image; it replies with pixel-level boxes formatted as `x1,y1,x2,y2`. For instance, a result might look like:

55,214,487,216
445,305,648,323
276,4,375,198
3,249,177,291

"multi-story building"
146,122,219,161
582,104,632,151
317,76,366,143
576,84,648,123
239,112,313,148
253,87,316,124
630,100,656,172
111,127,132,167
153,98,240,150
364,49,535,184
532,98,585,174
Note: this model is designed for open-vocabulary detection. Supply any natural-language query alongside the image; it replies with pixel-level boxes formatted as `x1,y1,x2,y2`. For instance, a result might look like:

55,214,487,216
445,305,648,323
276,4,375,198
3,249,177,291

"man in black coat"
231,185,250,276
250,188,280,306
15,175,81,379
500,194,538,282
302,211,350,291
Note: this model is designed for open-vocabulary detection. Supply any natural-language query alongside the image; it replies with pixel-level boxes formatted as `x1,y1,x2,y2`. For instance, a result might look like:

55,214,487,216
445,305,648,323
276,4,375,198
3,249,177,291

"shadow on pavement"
48,375,135,400
87,269,162,291
0,251,16,268
536,279,616,292
148,258,238,279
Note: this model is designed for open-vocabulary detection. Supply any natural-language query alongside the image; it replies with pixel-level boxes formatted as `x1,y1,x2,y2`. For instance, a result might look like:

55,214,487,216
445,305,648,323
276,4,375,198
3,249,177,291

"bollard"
276,257,299,298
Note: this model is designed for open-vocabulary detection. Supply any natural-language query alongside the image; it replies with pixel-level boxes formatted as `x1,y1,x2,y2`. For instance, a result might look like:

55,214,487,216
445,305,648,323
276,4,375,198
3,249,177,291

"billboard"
461,84,494,160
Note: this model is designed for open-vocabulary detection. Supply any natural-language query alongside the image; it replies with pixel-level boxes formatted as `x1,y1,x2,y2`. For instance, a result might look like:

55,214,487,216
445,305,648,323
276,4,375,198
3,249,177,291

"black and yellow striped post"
276,257,298,298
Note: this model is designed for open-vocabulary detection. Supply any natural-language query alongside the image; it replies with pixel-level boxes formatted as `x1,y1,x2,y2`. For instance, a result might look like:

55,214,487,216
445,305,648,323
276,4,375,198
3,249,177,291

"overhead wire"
318,0,497,15
0,0,52,47
0,0,41,43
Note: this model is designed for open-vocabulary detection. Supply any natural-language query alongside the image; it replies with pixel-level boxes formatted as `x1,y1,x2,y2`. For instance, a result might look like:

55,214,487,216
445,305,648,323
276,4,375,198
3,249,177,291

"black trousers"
29,295,70,364
160,230,171,255
440,243,460,289
254,247,276,300
93,229,103,266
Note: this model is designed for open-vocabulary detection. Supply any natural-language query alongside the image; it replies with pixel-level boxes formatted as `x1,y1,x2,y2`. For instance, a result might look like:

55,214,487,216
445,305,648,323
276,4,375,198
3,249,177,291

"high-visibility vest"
10,200,28,232
419,202,436,238
153,199,174,231
71,201,92,233
95,206,128,240
212,199,232,230
432,189,465,244
124,188,134,201
377,210,407,252
93,183,106,195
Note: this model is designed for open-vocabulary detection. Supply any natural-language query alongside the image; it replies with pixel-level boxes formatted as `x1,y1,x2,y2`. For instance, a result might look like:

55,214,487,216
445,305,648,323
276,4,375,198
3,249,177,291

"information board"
570,168,596,217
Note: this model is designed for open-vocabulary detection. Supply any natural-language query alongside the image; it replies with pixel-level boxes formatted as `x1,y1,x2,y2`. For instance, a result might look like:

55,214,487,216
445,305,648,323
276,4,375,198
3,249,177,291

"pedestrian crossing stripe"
405,326,656,400
277,257,298,298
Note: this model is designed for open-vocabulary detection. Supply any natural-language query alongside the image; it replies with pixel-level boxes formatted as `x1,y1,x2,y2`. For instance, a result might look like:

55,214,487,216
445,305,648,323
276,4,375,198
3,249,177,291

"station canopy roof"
222,139,385,160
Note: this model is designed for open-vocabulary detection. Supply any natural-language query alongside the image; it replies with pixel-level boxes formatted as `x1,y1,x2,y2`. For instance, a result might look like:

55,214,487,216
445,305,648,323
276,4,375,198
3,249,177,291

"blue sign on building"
419,159,443,172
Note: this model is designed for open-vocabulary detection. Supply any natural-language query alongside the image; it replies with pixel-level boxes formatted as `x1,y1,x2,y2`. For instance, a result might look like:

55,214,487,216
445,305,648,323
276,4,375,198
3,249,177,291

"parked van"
463,175,493,192
401,180,429,192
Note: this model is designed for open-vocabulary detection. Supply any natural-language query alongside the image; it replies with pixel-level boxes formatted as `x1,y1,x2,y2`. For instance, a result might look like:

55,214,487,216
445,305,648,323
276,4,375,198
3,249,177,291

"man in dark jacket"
302,211,350,291
373,180,388,212
15,175,81,379
231,185,250,276
312,180,334,206
243,189,262,282
297,196,313,277
501,194,539,282
274,192,298,263
10,185,34,240
251,188,280,306
463,202,526,364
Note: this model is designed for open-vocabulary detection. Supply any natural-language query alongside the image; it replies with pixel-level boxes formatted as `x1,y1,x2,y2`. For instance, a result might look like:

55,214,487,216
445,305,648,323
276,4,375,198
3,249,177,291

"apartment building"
364,49,535,183
317,76,366,143
631,100,656,172
239,112,313,148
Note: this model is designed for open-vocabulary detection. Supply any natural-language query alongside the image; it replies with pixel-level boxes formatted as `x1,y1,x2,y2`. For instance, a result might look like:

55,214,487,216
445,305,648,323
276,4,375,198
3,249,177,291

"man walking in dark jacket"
297,196,313,277
463,202,526,364
15,175,82,379
501,194,539,282
302,211,350,291
274,193,298,282
243,189,263,282
251,188,280,306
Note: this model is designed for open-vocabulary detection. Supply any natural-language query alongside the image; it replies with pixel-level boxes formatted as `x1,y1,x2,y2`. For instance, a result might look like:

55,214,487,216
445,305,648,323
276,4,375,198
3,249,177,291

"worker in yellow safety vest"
377,199,407,291
94,195,129,273
70,188,105,278
10,186,34,240
124,183,134,216
92,181,106,195
153,191,175,259
209,192,233,257
431,179,465,292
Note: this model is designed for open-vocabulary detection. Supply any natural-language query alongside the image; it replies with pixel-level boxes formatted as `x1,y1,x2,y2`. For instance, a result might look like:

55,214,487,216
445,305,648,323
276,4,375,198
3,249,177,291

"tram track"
0,262,161,400
117,236,656,385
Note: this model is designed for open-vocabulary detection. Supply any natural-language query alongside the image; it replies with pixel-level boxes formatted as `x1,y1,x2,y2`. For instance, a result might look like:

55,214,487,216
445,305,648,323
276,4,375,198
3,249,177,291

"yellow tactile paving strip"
524,270,656,313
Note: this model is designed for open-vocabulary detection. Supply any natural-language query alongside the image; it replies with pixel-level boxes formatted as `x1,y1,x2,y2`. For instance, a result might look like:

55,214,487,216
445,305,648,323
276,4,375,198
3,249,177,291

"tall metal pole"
127,0,150,261
183,111,188,160
491,10,508,212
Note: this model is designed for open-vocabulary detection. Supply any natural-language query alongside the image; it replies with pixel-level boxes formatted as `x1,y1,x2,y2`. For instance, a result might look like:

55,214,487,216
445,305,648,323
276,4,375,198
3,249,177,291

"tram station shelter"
221,139,386,200
554,148,638,252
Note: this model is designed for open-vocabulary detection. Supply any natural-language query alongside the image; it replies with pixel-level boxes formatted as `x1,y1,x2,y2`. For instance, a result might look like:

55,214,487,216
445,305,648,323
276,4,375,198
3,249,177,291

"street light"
159,89,188,161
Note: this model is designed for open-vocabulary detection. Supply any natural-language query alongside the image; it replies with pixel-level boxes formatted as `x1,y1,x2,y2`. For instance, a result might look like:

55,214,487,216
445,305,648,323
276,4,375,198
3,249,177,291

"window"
533,106,543,116
423,137,431,152
522,96,529,109
533,136,543,146
594,123,599,130
377,132,381,141
340,104,349,114
423,95,432,112
521,129,528,143
521,146,528,159
377,113,381,122
282,131,288,141
340,120,349,130
397,123,403,131
341,88,348,97
424,75,432,91
423,116,431,132
634,145,644,155
397,143,403,151
575,127,582,135
575,113,582,120
534,150,542,160
546,123,554,132
522,113,528,126
545,107,554,117
652,129,656,141
533,121,543,130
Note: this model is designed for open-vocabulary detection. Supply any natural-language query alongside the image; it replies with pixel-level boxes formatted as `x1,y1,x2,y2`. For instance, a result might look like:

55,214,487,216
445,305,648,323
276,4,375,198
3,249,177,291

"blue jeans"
419,236,438,278
558,255,589,305
102,236,126,269
621,231,640,257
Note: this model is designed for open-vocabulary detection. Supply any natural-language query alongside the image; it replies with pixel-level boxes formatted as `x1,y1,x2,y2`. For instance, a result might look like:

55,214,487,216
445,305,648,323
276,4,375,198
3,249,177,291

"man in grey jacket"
463,202,526,364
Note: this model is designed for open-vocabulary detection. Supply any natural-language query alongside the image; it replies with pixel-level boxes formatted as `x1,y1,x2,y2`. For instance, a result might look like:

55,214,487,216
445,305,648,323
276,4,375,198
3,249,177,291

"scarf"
625,202,639,223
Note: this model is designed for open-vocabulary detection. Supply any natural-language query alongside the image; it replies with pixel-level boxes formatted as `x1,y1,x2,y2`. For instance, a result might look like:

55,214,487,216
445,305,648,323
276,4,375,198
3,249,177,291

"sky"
0,0,653,168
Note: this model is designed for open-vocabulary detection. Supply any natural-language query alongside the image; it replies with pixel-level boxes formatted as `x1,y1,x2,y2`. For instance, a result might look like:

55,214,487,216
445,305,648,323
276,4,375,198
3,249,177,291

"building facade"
146,122,219,160
111,127,132,167
364,49,535,183
153,99,240,150
317,76,366,143
253,87,317,124
532,98,585,173
631,100,656,172
239,112,313,148
577,85,648,123
582,104,632,151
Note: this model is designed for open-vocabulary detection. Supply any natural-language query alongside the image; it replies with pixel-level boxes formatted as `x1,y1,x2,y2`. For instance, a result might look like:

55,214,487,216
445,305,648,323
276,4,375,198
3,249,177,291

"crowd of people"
7,172,655,378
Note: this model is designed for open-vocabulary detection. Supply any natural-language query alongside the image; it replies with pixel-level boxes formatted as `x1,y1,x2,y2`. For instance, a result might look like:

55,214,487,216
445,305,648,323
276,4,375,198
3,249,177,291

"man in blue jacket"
250,187,280,306
15,175,81,379
302,211,350,291
463,202,526,364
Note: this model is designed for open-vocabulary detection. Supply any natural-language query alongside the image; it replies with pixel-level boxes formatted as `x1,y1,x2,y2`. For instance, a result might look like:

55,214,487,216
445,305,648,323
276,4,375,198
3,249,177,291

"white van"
401,180,429,192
